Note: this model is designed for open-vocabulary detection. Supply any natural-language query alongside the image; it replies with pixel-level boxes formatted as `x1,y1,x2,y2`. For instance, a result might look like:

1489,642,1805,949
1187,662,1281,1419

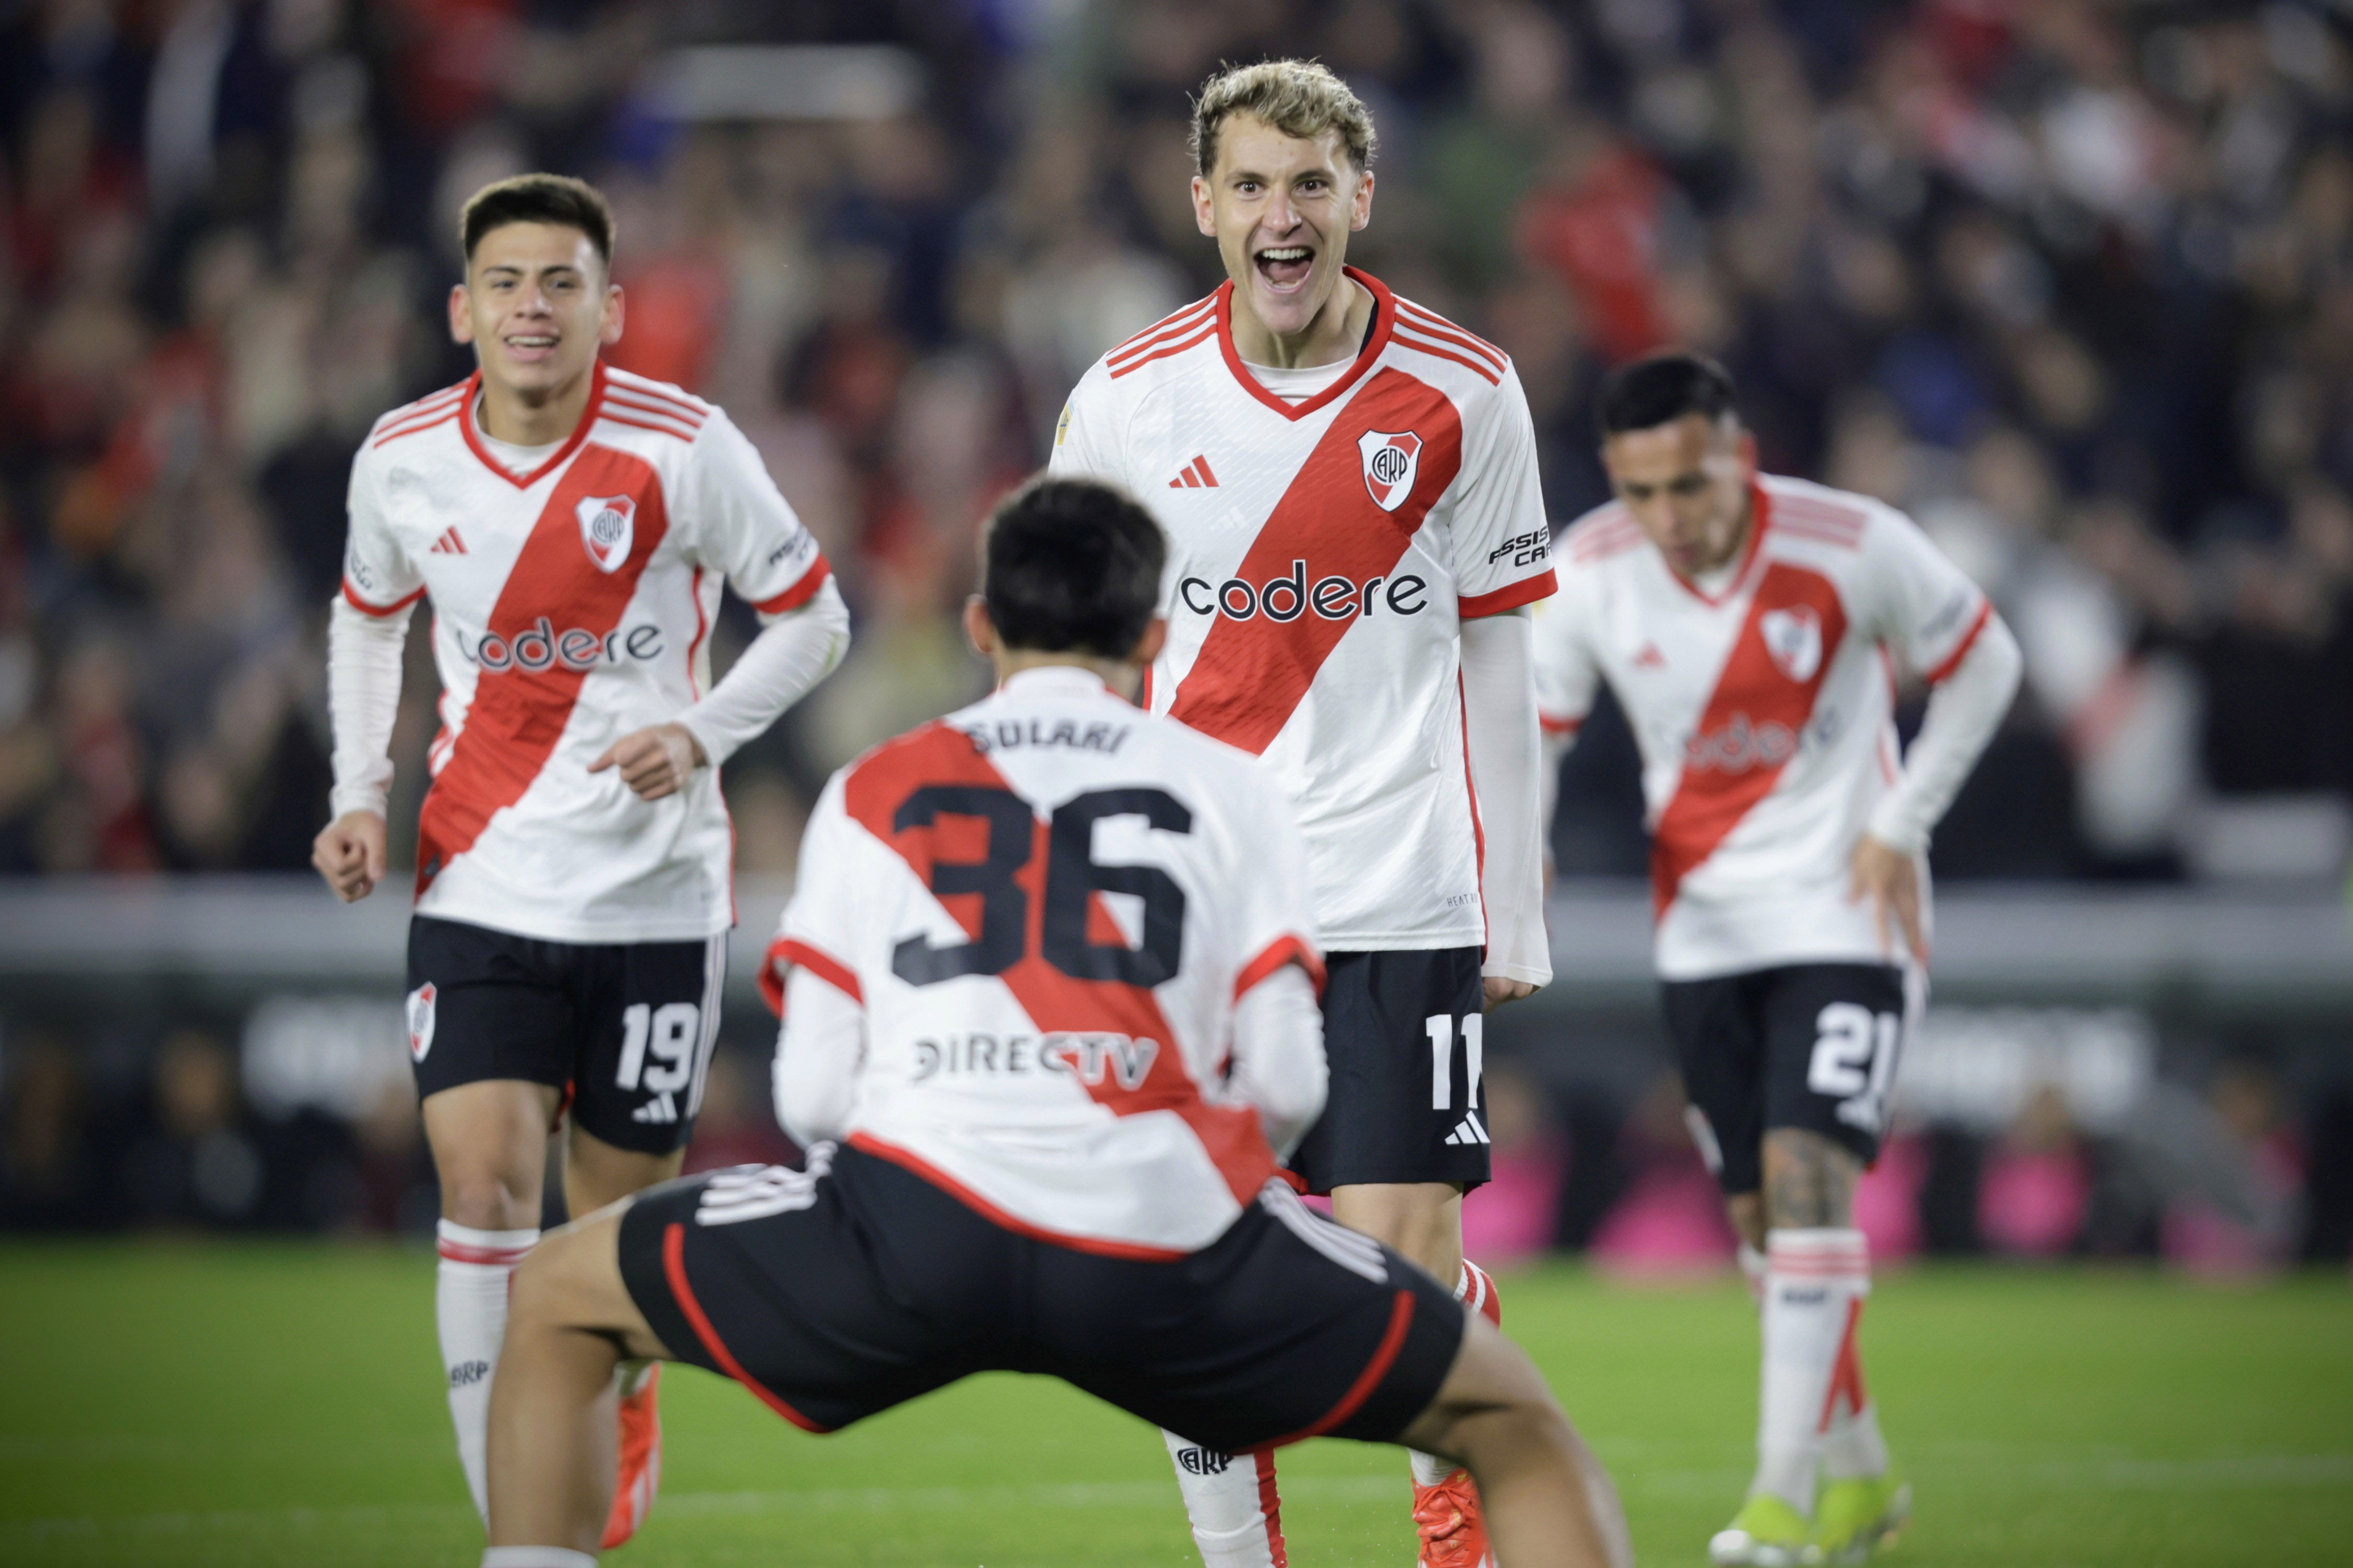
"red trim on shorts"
1539,710,1583,737
846,1132,1190,1262
1234,934,1326,1001
1459,569,1557,618
1247,1288,1417,1451
662,1222,831,1433
1923,600,1993,685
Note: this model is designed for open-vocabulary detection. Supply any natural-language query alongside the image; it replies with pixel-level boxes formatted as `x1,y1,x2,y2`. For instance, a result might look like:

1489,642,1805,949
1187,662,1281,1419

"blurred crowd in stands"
3,0,2353,881
5,0,2353,1253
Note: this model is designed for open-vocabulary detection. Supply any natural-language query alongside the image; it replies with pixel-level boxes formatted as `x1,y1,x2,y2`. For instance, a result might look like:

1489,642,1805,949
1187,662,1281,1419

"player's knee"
505,1227,593,1334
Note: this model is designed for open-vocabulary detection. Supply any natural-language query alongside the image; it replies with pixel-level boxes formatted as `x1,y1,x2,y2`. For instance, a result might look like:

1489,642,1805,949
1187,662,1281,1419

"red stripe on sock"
1817,1296,1868,1433
437,1239,533,1266
1254,1449,1289,1567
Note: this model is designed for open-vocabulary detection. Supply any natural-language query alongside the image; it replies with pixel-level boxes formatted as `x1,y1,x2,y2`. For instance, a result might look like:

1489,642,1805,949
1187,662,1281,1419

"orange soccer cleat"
1412,1467,1496,1568
601,1362,663,1549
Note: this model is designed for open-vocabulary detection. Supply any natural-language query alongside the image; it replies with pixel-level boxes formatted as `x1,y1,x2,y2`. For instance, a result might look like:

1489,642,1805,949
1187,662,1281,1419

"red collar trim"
458,360,608,489
1217,266,1395,422
1663,481,1772,607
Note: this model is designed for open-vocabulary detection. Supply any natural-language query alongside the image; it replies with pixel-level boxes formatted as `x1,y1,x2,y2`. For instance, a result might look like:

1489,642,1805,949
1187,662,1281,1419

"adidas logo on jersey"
1168,454,1219,489
1634,642,1667,668
1444,1111,1491,1146
428,527,468,555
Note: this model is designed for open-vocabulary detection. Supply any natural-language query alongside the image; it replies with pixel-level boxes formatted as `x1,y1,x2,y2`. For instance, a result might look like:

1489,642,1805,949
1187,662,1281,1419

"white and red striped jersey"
766,667,1325,1258
1049,269,1556,951
342,362,830,943
1534,475,1993,979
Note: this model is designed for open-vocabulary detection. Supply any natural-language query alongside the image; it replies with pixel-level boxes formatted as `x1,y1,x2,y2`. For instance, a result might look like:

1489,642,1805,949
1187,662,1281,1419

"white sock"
481,1550,597,1567
1823,1397,1890,1480
439,1220,540,1525
1753,1228,1869,1511
1163,1429,1286,1567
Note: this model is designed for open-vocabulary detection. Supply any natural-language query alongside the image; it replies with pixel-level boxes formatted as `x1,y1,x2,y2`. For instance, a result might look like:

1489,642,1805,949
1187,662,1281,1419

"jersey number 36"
891,786,1191,989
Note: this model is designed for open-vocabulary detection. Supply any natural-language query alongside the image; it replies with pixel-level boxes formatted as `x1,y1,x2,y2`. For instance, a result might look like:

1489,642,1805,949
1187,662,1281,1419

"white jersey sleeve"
1858,504,1993,682
1045,364,1133,490
1447,364,1554,617
684,408,830,614
340,445,424,616
1531,573,1602,740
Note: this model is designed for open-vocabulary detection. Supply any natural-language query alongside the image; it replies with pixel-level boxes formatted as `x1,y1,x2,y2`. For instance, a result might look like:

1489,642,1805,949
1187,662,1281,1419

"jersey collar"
1662,481,1772,608
458,358,609,489
999,665,1116,698
1216,266,1395,423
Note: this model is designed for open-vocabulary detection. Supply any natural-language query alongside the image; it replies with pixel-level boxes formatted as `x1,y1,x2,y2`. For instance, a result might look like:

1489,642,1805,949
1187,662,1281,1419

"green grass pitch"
0,1243,2345,1566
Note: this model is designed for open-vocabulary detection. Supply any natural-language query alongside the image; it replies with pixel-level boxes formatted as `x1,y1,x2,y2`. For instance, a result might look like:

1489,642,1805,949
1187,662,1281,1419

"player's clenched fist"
589,722,708,801
313,810,388,903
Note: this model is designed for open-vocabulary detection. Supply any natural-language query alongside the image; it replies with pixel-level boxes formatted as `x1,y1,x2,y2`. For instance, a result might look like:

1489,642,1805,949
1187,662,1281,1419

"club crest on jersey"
575,494,636,573
406,983,437,1063
1760,605,1824,683
1357,429,1422,512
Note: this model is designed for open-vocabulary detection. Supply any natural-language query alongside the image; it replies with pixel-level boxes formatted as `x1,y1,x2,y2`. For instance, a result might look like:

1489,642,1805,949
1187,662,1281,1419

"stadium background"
3,0,2353,1282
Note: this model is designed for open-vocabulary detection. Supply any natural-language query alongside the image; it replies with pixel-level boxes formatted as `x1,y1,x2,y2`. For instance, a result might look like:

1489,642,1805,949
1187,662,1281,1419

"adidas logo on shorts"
1444,1111,1491,1146
633,1091,680,1125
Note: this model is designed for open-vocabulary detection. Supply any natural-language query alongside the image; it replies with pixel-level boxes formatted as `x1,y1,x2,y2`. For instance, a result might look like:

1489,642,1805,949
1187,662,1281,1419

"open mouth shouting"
1255,244,1315,293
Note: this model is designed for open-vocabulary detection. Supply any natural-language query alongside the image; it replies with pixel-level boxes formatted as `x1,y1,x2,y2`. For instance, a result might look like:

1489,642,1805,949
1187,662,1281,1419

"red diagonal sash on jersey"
842,724,1276,1204
416,445,668,893
1166,367,1464,755
1650,561,1849,918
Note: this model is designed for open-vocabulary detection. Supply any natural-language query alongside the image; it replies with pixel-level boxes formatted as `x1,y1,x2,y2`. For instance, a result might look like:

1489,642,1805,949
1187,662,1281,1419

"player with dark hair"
311,171,850,1546
1049,60,1554,1568
1536,352,2024,1565
476,476,1633,1568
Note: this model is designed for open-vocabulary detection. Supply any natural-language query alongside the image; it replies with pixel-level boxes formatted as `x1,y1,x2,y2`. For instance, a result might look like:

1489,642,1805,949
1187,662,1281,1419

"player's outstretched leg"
1161,1430,1287,1567
1410,1261,1506,1567
1393,1309,1632,1568
484,1201,673,1566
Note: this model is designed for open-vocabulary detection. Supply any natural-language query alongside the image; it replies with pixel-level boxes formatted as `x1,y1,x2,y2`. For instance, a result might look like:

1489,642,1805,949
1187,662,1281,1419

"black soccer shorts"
617,1143,1468,1454
1660,962,1912,1196
404,915,725,1155
1285,946,1490,1194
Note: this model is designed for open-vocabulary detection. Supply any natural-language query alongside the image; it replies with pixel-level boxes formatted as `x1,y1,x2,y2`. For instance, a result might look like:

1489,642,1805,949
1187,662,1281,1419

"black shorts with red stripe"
615,1142,1466,1454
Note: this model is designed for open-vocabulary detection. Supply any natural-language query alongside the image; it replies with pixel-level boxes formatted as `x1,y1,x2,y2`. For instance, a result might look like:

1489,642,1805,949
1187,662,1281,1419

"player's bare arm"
311,810,388,902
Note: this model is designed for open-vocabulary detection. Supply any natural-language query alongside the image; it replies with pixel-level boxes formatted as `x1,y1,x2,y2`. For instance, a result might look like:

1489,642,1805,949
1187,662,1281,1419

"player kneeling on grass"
480,477,1632,1568
1535,354,2024,1565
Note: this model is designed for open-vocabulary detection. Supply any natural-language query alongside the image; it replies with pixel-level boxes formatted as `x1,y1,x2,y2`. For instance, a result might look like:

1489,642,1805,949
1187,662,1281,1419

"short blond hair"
1190,59,1377,178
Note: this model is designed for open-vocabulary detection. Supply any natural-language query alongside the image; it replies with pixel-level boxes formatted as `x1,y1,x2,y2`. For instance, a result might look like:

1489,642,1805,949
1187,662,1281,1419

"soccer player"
1048,61,1554,1567
1534,353,2024,1566
475,476,1630,1568
310,173,849,1546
